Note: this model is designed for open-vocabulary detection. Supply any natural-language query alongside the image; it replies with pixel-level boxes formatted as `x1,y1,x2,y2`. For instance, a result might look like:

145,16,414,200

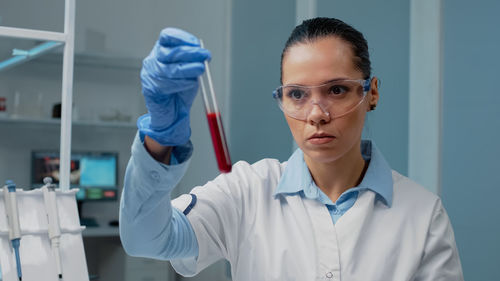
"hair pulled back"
280,17,371,83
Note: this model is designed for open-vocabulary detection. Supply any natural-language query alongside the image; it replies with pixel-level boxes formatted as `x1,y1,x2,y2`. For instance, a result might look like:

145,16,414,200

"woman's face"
281,36,379,164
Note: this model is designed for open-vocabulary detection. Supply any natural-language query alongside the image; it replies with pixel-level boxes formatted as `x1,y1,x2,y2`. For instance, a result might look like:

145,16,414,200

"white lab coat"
170,159,463,281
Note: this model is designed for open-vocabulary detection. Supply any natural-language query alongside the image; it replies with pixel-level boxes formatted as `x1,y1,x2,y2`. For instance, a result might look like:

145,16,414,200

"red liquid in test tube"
199,39,232,173
206,112,231,173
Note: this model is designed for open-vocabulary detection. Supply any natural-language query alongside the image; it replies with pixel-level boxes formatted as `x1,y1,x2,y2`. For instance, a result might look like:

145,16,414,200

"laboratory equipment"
3,180,22,281
198,40,232,173
41,178,63,280
11,92,21,119
0,183,89,281
31,151,118,201
32,151,118,227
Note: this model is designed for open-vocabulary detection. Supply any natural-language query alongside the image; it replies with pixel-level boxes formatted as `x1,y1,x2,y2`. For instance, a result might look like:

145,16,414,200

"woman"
120,18,464,280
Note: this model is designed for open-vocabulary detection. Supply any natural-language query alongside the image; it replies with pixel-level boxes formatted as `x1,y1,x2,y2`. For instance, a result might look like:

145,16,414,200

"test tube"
199,40,232,173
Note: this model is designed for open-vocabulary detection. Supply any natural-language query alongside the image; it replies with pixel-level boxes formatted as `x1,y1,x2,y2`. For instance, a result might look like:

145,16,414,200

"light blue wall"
229,1,295,163
316,0,410,174
230,0,410,171
442,0,500,279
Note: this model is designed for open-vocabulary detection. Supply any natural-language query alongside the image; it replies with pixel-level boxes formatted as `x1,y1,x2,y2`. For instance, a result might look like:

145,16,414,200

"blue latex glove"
137,28,211,146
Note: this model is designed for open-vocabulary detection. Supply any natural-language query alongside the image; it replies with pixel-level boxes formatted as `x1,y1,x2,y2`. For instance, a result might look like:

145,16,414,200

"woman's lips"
307,133,336,144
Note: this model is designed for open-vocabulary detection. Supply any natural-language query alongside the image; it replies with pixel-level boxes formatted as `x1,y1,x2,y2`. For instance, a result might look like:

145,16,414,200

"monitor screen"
31,151,118,201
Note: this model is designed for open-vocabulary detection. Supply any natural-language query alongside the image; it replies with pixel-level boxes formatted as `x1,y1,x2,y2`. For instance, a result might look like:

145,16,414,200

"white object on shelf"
6,91,46,120
10,92,21,119
0,188,89,281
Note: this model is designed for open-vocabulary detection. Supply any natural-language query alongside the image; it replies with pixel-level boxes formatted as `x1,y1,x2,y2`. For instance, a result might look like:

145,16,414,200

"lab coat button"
150,170,160,181
326,272,333,278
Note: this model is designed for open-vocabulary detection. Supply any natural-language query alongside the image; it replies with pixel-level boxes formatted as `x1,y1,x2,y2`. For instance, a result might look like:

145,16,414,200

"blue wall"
442,0,500,279
229,1,295,163
230,0,410,171
316,0,410,175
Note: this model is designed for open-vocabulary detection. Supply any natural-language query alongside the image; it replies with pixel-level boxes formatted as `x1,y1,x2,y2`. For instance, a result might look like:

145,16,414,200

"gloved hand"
137,28,211,146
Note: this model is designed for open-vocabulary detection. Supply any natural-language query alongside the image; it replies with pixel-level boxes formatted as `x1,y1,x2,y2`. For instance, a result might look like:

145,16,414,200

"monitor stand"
77,201,99,227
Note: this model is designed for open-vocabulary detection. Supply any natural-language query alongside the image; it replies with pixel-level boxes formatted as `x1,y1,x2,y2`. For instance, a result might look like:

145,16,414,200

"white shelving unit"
37,52,142,70
0,117,136,129
0,0,76,191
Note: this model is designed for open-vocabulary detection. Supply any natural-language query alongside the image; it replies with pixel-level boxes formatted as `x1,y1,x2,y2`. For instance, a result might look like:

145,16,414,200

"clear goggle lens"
273,79,371,120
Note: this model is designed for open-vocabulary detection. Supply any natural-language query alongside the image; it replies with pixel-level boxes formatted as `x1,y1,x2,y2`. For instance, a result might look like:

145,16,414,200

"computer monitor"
31,151,118,201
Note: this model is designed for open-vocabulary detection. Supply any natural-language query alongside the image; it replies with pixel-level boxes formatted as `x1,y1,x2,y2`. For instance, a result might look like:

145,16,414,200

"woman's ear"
367,77,379,111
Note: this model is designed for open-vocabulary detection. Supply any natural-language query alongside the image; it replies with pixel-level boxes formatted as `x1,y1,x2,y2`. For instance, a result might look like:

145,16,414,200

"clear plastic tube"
199,40,232,173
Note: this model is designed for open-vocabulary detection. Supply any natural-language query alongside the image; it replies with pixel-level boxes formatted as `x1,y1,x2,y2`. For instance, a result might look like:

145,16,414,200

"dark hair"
280,17,371,83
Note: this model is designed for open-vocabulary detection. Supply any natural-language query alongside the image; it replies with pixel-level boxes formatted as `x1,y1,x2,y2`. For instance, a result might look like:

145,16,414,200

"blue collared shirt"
274,140,393,224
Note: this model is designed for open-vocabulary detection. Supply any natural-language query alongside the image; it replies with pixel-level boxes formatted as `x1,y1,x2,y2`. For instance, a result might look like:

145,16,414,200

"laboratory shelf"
0,116,137,129
37,53,142,70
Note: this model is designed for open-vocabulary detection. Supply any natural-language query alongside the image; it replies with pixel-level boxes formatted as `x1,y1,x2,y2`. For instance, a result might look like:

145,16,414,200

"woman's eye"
329,85,348,95
288,89,306,100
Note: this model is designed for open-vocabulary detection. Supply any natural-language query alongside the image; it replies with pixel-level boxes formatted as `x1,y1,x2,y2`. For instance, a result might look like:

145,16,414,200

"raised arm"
119,27,210,260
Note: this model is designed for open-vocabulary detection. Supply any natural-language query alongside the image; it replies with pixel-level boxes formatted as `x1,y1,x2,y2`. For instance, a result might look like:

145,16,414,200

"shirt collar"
274,140,393,207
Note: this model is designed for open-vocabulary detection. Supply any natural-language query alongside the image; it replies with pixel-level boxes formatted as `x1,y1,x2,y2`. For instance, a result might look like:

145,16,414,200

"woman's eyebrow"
284,77,352,87
321,77,352,84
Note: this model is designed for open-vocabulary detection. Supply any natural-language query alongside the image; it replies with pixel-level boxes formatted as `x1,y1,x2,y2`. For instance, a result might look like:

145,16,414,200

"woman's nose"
307,102,331,125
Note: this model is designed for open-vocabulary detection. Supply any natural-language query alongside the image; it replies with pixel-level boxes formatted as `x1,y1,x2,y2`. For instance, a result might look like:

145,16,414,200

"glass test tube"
199,40,232,173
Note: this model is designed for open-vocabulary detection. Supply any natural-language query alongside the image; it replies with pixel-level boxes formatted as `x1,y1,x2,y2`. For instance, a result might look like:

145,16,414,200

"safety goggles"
272,78,371,121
